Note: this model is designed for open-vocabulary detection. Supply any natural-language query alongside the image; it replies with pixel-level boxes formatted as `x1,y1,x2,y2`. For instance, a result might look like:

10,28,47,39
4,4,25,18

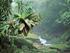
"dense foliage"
0,0,41,53
0,0,70,53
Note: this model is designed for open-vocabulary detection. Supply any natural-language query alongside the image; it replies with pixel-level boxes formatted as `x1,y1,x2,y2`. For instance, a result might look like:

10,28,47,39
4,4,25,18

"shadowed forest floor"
0,33,70,53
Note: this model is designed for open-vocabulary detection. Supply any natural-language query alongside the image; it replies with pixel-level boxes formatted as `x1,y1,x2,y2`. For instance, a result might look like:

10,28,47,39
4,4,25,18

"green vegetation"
0,0,70,53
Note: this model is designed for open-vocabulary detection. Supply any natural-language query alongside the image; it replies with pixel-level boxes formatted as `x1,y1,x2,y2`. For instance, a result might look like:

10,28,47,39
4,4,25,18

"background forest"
0,0,70,53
